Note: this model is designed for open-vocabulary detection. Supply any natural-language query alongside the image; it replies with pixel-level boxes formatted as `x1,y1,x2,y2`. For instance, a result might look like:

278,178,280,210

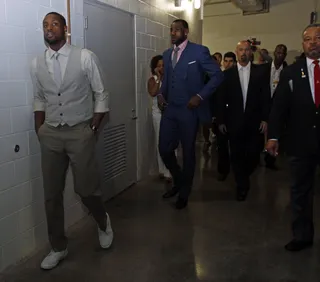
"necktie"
313,60,320,107
172,47,180,68
53,52,62,88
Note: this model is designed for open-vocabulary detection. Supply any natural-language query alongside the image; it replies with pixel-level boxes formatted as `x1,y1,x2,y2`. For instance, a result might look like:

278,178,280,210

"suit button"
314,125,316,128
58,93,61,96
59,103,62,106
60,113,63,116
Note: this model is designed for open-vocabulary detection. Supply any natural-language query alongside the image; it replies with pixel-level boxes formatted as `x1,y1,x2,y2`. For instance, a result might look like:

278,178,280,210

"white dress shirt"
270,61,283,97
237,62,251,110
31,43,109,113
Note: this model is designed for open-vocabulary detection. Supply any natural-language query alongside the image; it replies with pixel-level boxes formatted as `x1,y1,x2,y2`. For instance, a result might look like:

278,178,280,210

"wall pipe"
67,0,71,44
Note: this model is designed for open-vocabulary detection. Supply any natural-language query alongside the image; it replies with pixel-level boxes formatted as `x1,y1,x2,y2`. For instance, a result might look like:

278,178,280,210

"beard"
240,55,248,62
44,34,65,45
307,49,320,59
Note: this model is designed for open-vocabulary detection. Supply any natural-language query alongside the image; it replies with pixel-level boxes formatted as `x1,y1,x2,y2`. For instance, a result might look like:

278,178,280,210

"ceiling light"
194,0,201,9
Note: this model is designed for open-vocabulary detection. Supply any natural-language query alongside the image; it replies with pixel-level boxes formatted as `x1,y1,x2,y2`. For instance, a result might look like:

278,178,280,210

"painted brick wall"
0,0,202,271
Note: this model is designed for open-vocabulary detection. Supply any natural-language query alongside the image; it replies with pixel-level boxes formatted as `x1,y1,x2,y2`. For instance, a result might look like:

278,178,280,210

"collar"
272,61,283,71
174,39,188,51
237,61,251,71
306,57,320,67
47,43,71,59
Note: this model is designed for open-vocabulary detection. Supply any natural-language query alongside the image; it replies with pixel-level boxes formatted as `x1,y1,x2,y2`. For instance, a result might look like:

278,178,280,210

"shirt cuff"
269,139,278,141
33,101,46,112
197,94,203,100
94,101,109,113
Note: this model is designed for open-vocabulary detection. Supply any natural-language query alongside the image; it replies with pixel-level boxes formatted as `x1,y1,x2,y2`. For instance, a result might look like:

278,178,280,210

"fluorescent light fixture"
194,0,201,9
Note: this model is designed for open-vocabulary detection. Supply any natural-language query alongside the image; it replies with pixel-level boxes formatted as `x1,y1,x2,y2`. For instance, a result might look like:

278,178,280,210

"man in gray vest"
30,12,113,270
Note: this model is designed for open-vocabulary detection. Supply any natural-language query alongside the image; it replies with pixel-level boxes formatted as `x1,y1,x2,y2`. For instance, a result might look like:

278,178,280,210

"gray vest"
36,46,93,126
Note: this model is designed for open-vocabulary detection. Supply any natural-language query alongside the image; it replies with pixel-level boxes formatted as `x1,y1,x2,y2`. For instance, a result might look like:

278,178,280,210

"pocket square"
188,61,196,65
288,80,293,91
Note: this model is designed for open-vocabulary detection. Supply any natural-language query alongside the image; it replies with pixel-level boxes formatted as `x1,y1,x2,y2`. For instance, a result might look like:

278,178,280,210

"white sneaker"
40,249,68,270
98,212,113,249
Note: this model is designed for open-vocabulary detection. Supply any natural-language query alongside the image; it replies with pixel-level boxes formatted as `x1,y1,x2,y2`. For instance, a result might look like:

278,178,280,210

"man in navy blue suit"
158,19,224,209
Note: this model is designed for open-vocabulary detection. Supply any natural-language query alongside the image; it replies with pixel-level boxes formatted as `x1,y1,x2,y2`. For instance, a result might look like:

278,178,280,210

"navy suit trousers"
159,105,199,200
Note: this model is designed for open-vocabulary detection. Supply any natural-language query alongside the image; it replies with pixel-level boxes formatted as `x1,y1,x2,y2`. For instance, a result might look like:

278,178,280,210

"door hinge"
84,17,88,29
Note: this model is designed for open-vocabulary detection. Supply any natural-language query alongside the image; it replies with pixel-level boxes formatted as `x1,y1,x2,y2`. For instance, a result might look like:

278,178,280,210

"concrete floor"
1,144,320,282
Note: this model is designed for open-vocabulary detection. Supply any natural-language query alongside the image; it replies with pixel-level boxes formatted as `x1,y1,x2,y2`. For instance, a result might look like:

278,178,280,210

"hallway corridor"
1,145,320,282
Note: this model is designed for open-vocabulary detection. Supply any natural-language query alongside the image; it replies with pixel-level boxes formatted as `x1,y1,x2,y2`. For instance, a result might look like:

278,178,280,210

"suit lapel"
246,63,255,102
234,66,244,109
298,59,315,108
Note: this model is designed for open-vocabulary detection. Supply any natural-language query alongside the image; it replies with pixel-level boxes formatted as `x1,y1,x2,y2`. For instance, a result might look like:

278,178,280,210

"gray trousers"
38,121,107,251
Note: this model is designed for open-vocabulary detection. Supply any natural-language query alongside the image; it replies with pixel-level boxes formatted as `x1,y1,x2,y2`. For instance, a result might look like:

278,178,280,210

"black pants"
229,131,263,192
216,129,230,176
289,156,317,242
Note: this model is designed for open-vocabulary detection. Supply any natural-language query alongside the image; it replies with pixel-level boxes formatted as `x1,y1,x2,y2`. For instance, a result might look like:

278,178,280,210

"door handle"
131,108,137,120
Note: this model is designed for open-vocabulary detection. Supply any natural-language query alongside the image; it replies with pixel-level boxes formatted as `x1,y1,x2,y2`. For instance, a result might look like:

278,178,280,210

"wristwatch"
91,125,98,132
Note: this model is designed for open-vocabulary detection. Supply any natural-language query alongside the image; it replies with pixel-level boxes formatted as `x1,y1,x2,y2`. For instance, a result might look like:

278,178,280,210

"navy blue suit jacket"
160,41,224,123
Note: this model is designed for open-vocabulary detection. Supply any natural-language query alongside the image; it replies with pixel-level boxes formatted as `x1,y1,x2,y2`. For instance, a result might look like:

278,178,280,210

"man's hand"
219,124,227,134
259,121,268,134
157,94,168,111
34,111,45,135
265,140,279,157
187,95,201,109
91,113,105,133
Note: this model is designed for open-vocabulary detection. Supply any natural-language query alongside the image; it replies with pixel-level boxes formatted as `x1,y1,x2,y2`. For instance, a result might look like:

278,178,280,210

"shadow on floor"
1,143,320,282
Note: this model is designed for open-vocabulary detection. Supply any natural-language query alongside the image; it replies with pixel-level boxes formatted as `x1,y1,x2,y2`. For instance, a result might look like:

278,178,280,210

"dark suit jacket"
268,58,320,157
216,63,270,135
160,41,223,123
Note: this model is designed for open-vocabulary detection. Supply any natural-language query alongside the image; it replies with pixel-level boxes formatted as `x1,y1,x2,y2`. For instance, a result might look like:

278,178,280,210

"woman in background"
148,55,172,182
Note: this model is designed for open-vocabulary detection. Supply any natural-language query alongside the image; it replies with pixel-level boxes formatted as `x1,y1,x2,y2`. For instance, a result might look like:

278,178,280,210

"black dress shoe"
236,190,248,201
285,240,313,252
217,173,228,181
162,188,179,199
175,198,188,209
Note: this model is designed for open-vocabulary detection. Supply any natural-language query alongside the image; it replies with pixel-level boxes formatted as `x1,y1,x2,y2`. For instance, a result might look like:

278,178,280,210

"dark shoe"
285,240,313,252
202,141,211,153
236,190,248,202
162,188,179,199
217,173,228,181
175,198,188,209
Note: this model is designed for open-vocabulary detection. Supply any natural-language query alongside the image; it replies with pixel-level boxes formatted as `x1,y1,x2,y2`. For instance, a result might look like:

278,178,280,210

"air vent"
232,0,270,15
102,124,127,182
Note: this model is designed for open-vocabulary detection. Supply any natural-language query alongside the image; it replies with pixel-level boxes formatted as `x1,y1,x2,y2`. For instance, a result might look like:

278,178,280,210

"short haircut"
213,52,222,58
172,19,189,29
275,44,287,53
261,48,269,55
150,55,163,75
303,23,320,35
224,52,236,61
44,12,67,26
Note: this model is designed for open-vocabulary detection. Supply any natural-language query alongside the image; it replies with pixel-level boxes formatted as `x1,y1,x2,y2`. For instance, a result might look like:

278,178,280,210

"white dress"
151,75,171,178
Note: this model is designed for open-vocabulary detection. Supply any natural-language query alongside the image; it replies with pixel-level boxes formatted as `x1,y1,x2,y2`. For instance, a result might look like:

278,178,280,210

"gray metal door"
84,1,137,200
